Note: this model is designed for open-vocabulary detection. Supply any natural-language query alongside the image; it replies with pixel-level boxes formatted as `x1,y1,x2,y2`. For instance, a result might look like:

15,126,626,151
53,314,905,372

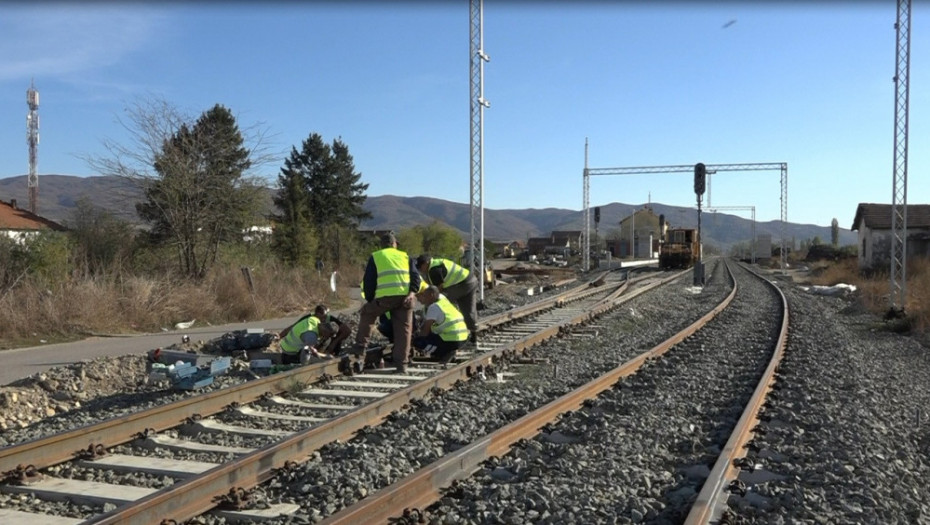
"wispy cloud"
0,5,170,83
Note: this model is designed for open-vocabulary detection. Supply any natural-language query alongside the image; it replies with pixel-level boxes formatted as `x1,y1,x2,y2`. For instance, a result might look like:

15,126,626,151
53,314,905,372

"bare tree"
85,96,279,278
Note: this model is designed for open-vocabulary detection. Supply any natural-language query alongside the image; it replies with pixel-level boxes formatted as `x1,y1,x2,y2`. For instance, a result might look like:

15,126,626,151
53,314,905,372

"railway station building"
611,206,665,259
851,203,930,271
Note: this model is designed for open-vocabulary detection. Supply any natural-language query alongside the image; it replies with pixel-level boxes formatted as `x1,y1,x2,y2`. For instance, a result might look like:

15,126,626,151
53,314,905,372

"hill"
0,174,857,250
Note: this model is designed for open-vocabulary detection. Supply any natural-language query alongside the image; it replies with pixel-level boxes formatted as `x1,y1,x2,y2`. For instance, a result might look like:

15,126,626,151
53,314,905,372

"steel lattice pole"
780,166,788,273
468,0,489,301
583,139,590,272
890,0,911,313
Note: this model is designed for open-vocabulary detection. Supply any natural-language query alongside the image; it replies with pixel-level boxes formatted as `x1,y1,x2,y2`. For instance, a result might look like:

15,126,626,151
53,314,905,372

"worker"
361,280,428,345
279,314,338,365
415,254,478,344
413,285,469,365
351,233,421,373
313,304,351,355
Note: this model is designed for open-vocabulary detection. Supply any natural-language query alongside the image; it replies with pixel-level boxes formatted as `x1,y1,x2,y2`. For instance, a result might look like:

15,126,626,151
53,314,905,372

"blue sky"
0,1,926,229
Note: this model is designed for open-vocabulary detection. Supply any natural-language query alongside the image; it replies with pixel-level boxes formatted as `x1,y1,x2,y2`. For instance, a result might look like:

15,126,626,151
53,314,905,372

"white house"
0,199,66,242
851,203,930,270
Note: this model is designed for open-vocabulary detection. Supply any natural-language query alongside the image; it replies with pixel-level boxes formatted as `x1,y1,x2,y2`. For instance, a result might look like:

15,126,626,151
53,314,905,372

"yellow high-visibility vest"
432,294,468,342
372,248,411,298
281,315,321,354
430,258,469,288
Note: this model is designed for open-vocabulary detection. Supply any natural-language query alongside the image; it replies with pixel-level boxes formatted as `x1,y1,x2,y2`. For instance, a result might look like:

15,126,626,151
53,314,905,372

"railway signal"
694,163,707,196
694,163,705,286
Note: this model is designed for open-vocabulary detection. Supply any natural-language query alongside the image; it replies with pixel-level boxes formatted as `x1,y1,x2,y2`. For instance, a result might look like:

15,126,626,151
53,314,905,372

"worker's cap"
415,254,430,268
380,232,397,247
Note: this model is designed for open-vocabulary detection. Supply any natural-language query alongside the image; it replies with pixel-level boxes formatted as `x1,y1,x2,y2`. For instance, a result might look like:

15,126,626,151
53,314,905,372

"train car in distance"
659,228,699,269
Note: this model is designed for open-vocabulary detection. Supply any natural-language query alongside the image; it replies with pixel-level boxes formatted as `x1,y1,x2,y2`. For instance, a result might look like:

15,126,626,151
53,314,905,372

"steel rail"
683,263,790,524
0,356,346,476
477,270,614,331
318,265,736,524
0,273,611,478
85,269,671,524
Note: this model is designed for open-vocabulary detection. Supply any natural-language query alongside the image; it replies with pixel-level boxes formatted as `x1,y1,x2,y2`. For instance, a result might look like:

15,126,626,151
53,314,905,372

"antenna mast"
26,80,40,215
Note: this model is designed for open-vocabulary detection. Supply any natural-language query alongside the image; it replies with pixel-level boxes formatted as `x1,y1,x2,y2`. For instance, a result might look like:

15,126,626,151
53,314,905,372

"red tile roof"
0,200,66,231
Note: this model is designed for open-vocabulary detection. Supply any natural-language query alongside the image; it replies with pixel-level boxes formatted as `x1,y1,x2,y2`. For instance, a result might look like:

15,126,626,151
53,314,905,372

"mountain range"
0,174,858,249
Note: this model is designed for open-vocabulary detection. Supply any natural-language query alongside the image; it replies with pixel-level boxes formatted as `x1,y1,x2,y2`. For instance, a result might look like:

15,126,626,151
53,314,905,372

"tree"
831,218,839,247
86,97,274,279
271,133,371,267
135,105,264,278
396,221,464,261
271,156,317,267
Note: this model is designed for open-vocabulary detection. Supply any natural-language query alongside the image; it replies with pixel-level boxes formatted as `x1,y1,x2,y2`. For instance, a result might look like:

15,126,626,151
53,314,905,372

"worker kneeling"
413,285,469,365
279,315,339,365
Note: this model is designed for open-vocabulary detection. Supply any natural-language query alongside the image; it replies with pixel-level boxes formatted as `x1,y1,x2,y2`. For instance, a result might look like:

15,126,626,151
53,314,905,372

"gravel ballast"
728,276,930,524
418,260,781,524
10,262,929,524
210,261,732,524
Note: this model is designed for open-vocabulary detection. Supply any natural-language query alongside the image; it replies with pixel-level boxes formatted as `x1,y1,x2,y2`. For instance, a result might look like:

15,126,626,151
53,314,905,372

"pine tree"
271,145,318,267
271,133,370,267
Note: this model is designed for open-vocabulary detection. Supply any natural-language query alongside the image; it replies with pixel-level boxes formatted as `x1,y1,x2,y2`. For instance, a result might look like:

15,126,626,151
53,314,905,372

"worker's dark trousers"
355,295,413,370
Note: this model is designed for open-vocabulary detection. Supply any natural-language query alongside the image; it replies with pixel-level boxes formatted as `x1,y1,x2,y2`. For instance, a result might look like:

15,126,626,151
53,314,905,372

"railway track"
0,266,685,524
314,259,788,524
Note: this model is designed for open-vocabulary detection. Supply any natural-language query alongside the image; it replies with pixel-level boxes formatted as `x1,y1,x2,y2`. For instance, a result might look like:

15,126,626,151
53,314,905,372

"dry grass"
0,260,361,349
810,257,930,334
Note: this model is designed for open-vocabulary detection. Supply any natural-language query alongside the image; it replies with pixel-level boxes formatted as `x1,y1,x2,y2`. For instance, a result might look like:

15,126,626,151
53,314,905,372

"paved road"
0,299,363,387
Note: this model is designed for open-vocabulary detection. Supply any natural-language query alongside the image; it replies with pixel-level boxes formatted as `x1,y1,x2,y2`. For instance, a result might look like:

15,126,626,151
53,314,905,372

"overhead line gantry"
582,141,787,272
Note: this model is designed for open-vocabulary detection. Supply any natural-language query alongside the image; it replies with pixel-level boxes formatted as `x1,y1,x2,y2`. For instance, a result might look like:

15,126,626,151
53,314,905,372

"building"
549,231,583,254
489,240,523,258
525,236,569,257
851,203,930,270
755,233,772,261
0,198,66,242
611,206,665,259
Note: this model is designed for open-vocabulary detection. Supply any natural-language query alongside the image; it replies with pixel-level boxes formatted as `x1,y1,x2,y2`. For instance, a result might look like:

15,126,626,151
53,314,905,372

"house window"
862,238,866,259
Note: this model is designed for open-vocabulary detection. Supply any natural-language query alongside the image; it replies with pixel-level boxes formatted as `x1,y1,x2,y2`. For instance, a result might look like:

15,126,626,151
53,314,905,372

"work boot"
348,344,366,358
437,350,456,366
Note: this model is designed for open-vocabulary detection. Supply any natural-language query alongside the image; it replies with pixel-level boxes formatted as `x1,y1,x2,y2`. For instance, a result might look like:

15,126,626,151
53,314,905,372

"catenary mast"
889,0,911,315
26,80,40,215
469,0,490,301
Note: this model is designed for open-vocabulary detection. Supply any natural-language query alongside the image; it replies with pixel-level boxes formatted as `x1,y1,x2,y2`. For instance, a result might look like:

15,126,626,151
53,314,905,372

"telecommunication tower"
26,80,40,215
